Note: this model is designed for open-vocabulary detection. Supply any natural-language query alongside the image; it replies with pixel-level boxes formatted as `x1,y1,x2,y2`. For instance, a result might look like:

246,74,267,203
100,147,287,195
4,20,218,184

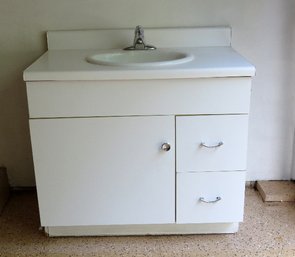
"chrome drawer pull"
200,141,224,148
199,196,222,203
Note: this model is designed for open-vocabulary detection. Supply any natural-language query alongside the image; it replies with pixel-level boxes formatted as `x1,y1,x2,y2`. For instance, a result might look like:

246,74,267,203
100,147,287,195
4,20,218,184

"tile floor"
0,188,295,257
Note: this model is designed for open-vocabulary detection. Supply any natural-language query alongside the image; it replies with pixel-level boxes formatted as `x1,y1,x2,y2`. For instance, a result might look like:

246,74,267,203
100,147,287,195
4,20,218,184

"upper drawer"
176,115,248,172
26,78,251,118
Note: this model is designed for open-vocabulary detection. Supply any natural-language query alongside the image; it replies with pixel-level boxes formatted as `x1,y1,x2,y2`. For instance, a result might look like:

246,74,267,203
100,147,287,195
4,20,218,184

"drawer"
176,115,248,172
26,78,251,118
177,172,245,224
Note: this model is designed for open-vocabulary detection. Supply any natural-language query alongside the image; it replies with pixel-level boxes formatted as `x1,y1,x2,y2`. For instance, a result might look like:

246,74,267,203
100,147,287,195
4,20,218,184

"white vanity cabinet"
24,27,255,236
26,76,252,236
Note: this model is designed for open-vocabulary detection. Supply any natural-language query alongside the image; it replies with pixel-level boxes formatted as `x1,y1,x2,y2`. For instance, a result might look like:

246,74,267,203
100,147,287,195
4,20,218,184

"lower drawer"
177,171,245,224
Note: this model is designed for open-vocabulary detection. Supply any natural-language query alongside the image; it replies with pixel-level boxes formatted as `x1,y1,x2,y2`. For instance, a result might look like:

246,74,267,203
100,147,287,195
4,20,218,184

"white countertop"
23,47,255,81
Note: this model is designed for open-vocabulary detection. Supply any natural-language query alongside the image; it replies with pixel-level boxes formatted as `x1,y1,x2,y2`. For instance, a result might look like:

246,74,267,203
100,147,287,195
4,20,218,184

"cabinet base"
44,223,239,237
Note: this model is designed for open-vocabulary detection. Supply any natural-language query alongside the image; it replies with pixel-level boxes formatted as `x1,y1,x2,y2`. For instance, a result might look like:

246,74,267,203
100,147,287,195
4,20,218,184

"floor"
0,188,295,257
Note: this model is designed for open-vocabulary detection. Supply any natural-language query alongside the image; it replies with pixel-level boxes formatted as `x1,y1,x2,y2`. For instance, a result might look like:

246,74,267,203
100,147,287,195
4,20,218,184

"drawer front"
26,78,251,118
177,172,245,224
176,115,248,172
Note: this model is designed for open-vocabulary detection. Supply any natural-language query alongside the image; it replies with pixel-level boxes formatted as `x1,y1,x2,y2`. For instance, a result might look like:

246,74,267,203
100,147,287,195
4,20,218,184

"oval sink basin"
86,50,194,67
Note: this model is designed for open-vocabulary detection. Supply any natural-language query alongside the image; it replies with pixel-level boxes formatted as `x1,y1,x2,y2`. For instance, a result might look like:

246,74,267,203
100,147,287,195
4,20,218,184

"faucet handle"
135,25,144,37
135,25,144,35
124,25,156,50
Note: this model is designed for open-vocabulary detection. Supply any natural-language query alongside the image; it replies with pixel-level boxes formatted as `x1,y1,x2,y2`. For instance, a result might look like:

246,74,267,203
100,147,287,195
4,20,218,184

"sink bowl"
86,50,194,67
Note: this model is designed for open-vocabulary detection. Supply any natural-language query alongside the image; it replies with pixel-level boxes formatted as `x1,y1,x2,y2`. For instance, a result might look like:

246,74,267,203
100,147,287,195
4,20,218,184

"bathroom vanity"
24,27,255,236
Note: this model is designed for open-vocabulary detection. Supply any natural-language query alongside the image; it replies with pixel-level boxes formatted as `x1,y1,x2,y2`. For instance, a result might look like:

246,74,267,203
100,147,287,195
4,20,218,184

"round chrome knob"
161,143,171,152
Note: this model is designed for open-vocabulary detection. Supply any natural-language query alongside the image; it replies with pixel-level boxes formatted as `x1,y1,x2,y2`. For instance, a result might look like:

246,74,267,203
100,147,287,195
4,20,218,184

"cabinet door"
30,116,175,226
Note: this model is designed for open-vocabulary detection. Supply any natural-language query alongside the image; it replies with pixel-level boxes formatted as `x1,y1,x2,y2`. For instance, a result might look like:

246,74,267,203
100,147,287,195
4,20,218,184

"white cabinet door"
176,115,248,172
30,116,175,226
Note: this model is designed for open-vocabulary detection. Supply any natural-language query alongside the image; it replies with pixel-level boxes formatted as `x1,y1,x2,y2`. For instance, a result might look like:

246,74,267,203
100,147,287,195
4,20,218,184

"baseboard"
45,222,240,237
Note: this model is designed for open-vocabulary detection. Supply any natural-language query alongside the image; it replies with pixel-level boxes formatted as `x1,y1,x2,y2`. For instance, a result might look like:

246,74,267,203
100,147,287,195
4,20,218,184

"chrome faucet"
124,25,156,50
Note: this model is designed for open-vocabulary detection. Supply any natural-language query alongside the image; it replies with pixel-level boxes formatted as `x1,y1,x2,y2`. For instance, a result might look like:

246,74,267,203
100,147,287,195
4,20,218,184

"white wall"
0,0,294,186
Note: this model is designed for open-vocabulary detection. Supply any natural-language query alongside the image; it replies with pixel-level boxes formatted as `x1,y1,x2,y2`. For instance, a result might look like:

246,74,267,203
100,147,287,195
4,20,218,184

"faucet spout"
124,25,156,50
